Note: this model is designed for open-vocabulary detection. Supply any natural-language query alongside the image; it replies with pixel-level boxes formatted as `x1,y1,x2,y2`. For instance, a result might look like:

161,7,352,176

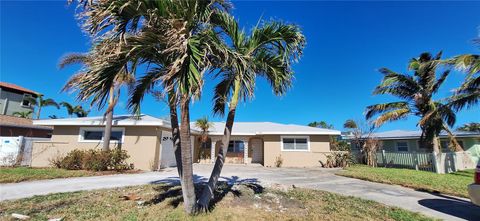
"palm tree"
59,49,135,151
197,14,305,208
366,52,459,153
13,111,33,119
457,122,480,132
447,36,479,111
59,102,88,118
71,0,232,214
308,121,334,129
26,94,59,119
195,116,213,161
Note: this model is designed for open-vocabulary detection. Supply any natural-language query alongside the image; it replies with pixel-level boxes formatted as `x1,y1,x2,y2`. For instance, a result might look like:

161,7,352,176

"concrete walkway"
1,164,479,221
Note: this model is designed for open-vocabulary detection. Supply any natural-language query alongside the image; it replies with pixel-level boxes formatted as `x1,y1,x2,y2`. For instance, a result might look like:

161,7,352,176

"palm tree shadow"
418,192,480,220
145,175,263,211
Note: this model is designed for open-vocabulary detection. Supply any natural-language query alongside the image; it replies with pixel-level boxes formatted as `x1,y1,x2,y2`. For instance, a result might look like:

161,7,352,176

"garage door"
160,131,176,168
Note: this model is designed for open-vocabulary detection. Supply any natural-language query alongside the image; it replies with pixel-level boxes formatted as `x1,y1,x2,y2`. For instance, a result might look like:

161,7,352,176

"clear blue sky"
1,1,479,131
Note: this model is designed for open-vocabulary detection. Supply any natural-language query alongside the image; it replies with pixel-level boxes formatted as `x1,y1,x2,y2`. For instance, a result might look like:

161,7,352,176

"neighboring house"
31,115,340,170
0,82,52,138
353,130,480,163
0,82,38,117
0,115,52,137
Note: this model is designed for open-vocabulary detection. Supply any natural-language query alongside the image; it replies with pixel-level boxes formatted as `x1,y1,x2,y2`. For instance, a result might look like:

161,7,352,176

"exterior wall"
0,126,52,138
31,125,161,170
0,88,35,116
263,135,331,167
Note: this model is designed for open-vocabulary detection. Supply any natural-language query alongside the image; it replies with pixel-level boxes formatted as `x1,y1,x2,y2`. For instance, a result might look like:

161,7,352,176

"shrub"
50,149,130,171
60,149,85,170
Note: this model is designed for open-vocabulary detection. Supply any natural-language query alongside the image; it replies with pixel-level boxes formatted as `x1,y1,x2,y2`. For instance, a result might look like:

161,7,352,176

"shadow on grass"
145,175,263,211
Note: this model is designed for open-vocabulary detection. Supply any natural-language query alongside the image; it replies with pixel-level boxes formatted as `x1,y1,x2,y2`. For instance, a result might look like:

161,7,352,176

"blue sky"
1,1,479,131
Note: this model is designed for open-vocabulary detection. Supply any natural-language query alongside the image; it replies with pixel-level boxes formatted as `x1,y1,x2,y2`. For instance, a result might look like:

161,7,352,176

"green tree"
308,121,334,129
13,111,33,119
26,94,59,119
59,49,135,151
447,36,479,111
457,122,480,132
366,52,460,153
195,116,213,161
71,0,232,214
197,13,305,209
59,102,89,118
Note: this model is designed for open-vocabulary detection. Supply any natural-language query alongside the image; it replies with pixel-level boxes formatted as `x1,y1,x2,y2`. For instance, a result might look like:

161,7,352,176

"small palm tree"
457,122,480,132
308,121,334,129
366,52,459,153
197,13,305,208
195,116,213,161
13,111,33,119
26,94,59,119
59,102,88,118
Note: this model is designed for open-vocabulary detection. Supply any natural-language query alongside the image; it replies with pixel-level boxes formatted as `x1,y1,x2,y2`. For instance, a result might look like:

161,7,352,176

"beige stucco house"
31,115,340,170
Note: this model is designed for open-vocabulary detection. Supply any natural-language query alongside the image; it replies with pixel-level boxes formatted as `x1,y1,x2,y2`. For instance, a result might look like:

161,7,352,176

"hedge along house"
31,115,341,170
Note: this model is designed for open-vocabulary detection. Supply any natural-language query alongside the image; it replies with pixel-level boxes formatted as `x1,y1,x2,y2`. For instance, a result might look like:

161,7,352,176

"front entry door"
160,131,176,168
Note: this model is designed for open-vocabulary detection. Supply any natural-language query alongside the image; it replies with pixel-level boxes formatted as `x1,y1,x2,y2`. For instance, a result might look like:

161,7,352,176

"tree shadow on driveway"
418,193,480,220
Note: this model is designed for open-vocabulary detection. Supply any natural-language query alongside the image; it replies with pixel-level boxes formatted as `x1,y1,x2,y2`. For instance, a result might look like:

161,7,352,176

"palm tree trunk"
197,79,241,210
36,106,42,120
432,134,440,154
102,87,115,151
167,91,183,177
179,95,196,214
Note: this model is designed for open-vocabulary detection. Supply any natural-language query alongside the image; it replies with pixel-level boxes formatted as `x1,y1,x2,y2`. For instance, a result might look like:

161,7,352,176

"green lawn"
0,183,434,221
0,167,138,183
337,165,474,198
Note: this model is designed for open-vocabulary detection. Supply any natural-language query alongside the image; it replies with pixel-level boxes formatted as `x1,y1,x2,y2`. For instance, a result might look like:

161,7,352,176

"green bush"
50,149,130,171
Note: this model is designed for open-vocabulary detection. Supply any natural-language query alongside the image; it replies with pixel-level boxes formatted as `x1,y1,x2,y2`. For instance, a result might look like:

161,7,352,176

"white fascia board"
207,132,257,136
255,131,341,135
33,120,166,126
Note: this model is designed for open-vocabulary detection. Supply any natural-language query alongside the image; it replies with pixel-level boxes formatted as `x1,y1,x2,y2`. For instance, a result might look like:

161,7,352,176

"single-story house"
31,115,340,170
351,130,480,163
0,115,52,138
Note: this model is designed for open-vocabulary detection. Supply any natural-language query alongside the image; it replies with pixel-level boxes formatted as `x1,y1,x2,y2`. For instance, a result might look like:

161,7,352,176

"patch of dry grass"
0,182,434,221
0,167,140,183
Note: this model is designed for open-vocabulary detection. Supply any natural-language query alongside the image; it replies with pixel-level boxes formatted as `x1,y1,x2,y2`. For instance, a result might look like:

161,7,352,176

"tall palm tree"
197,13,305,208
13,111,33,119
366,52,459,153
447,36,479,111
26,94,59,119
71,0,232,214
59,49,135,151
195,116,213,161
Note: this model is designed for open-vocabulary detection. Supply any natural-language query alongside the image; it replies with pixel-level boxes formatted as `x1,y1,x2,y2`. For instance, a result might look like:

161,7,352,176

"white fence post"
431,152,440,174
413,152,419,171
381,149,386,167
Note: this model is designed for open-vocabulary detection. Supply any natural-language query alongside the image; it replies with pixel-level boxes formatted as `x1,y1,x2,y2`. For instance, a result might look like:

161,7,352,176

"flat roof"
33,114,170,127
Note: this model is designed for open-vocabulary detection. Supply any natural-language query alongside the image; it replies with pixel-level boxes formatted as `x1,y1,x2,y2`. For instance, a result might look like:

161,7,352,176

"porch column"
211,140,216,163
243,138,249,164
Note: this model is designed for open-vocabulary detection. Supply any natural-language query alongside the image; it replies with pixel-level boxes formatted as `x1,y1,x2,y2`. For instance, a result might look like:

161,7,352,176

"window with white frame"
282,136,309,151
228,140,244,153
79,127,125,143
396,141,408,152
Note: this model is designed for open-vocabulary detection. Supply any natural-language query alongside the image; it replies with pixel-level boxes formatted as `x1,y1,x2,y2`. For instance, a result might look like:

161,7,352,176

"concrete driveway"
1,164,479,221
